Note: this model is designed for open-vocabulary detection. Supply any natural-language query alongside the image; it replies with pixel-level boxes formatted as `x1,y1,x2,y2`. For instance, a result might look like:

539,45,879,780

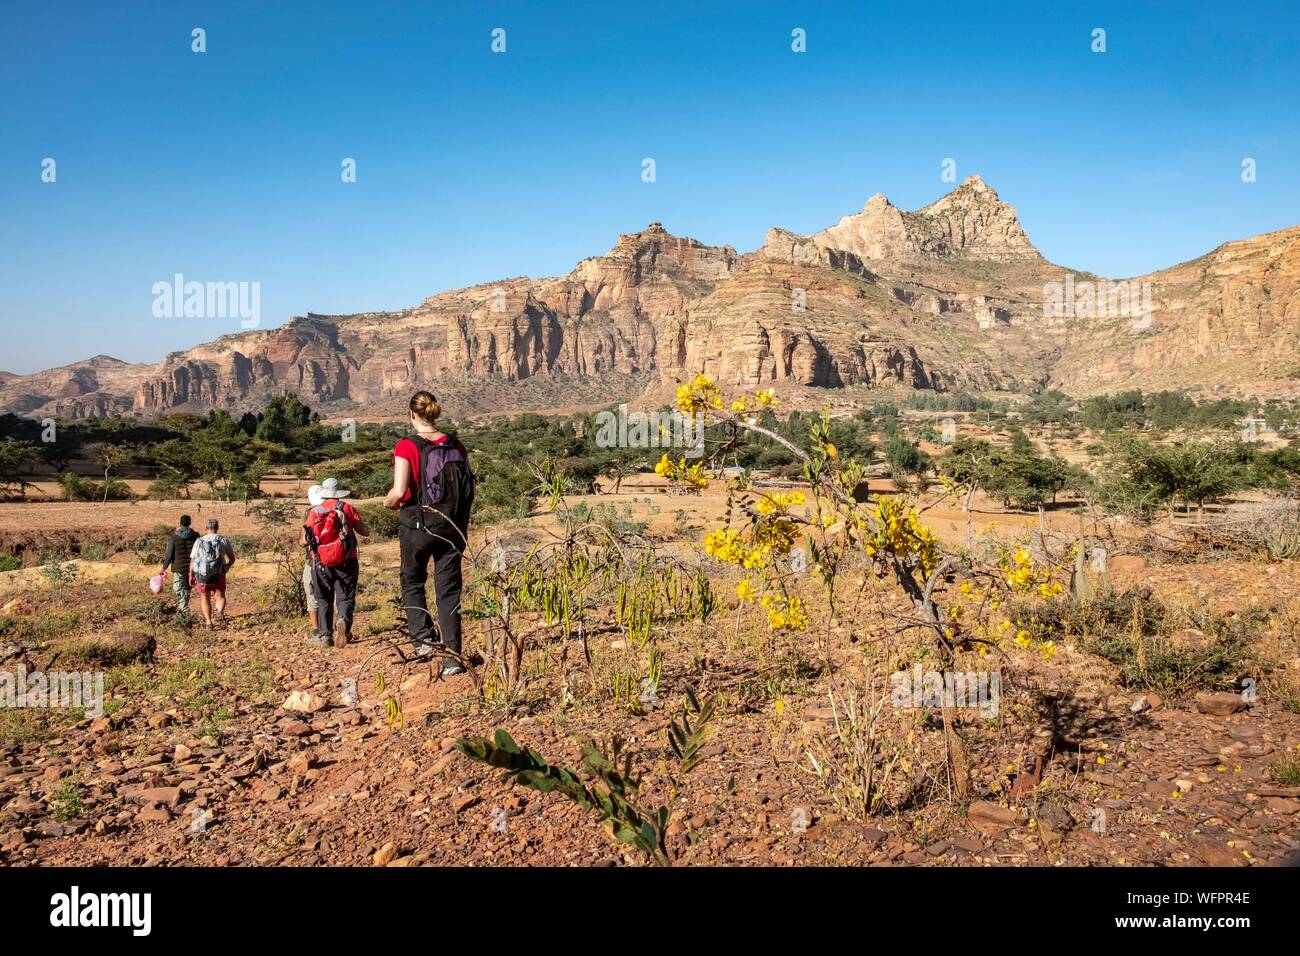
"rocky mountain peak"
810,177,1040,263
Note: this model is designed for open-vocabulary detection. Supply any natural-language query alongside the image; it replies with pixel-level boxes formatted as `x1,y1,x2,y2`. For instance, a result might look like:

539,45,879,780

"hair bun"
409,390,441,424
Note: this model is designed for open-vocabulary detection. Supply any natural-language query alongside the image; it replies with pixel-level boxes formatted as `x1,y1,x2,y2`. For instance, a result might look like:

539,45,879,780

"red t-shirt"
394,434,449,507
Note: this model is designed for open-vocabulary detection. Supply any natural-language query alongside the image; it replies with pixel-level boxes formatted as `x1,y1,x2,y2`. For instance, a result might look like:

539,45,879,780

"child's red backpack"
305,501,354,567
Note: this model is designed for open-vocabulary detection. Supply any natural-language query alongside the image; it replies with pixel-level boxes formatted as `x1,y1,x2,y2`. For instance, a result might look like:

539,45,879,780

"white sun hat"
318,477,352,499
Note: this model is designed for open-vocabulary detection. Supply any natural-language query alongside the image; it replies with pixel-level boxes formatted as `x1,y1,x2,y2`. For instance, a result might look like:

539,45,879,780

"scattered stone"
123,786,183,808
452,794,480,814
1196,692,1247,716
950,834,985,853
858,827,887,846
967,801,1027,833
146,712,174,730
287,752,313,775
50,626,156,667
1131,693,1163,714
282,691,328,715
36,820,85,837
137,805,173,824
429,753,455,776
373,842,398,866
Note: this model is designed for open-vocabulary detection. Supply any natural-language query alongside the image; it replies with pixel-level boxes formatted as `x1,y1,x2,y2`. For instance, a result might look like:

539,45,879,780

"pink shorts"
194,575,226,594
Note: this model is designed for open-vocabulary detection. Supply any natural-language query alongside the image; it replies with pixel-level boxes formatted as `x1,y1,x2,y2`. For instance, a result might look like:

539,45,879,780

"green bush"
1035,587,1258,698
315,451,392,498
79,541,111,561
227,533,259,555
355,501,398,540
57,472,95,502
1269,754,1300,786
147,474,188,498
57,472,132,502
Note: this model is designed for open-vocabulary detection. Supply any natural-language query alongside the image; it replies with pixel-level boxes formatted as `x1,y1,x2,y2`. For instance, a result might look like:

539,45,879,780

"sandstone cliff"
3,179,1297,420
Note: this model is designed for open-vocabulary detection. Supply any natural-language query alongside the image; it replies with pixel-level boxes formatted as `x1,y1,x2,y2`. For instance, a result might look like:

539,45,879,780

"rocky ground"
2,541,1299,868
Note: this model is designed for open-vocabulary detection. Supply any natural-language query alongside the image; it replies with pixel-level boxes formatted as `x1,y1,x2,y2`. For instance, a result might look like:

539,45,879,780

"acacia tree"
1103,436,1250,518
884,435,931,493
93,443,134,503
0,440,39,501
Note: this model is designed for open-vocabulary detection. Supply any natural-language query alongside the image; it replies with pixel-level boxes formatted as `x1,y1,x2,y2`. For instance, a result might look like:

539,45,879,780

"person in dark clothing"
383,391,474,676
160,515,200,619
301,477,368,649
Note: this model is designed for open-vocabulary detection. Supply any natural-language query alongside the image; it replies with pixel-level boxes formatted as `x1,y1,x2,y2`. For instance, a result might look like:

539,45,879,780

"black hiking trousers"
311,555,359,640
398,507,465,657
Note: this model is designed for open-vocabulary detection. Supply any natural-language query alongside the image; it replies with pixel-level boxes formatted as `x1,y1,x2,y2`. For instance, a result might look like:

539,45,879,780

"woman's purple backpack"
414,435,476,529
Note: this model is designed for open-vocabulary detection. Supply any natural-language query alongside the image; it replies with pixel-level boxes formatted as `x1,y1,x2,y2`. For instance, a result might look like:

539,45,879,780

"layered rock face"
813,177,1041,263
4,178,1298,420
133,321,353,413
1050,225,1300,396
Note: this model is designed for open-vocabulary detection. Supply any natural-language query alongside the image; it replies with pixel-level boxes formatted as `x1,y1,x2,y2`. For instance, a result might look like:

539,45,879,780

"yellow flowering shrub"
758,593,809,632
654,453,709,489
661,374,1071,649
675,374,723,414
858,496,939,578
951,541,1066,660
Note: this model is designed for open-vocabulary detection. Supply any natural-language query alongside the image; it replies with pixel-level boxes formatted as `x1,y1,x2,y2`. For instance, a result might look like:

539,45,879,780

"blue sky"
1,0,1297,373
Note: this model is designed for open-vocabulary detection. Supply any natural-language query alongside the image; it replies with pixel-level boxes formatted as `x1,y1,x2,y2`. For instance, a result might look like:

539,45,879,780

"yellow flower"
676,374,723,414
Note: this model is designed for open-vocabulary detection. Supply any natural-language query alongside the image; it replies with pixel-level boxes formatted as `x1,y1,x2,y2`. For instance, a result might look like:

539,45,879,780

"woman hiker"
383,391,475,675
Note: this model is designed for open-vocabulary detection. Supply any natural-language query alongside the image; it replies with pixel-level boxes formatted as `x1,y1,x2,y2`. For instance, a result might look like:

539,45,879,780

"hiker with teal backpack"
302,477,369,648
189,517,237,629
383,391,475,675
